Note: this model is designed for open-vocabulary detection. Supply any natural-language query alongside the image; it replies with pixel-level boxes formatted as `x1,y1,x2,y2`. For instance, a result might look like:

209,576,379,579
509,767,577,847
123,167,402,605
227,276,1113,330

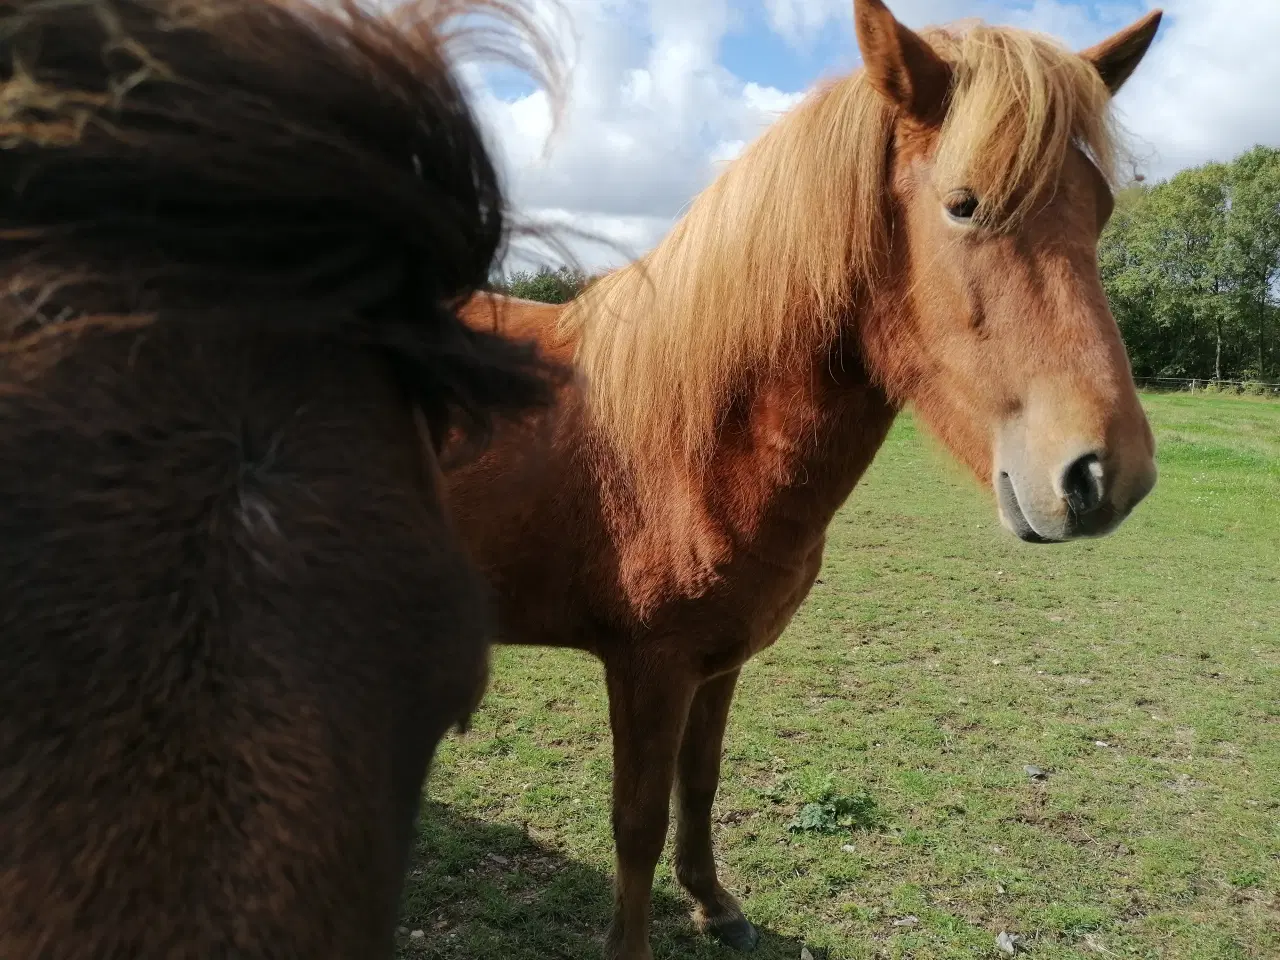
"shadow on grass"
397,801,812,960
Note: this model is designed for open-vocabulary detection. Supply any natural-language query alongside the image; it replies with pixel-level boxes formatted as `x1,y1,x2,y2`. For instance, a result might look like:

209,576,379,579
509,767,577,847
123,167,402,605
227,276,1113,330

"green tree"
490,265,590,304
1221,146,1280,379
1100,145,1280,385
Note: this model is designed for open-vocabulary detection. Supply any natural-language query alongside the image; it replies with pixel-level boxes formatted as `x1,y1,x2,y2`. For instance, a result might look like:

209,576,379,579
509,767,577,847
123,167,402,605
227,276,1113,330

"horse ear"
853,0,951,125
1079,10,1162,95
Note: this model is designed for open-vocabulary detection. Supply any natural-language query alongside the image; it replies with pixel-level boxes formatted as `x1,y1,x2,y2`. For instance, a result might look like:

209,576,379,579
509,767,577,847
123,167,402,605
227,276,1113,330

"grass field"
398,393,1279,960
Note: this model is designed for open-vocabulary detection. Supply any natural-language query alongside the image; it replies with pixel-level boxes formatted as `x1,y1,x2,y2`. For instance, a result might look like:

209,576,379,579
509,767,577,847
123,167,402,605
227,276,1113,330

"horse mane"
560,19,1122,479
0,0,566,443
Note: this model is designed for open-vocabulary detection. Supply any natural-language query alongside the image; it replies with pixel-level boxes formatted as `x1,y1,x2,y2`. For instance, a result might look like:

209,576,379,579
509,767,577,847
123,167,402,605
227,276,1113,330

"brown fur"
448,3,1162,958
0,1,563,957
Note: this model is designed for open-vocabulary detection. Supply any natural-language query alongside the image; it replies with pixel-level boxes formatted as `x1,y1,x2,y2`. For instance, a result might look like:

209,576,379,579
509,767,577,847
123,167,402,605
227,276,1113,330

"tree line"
489,265,592,304
1101,145,1279,388
493,145,1280,391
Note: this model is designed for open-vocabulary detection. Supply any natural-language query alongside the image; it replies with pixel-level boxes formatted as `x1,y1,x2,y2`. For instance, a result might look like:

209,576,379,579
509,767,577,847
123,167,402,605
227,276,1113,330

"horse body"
0,320,487,959
0,1,562,956
457,269,901,959
454,306,894,663
453,2,1165,958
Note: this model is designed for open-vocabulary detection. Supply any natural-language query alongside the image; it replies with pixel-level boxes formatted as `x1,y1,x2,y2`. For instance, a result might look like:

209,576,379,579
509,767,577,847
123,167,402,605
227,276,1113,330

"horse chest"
646,538,827,674
738,543,826,653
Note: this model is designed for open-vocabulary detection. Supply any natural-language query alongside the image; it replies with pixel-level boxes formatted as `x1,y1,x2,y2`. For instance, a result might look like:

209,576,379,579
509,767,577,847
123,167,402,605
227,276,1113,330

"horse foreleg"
673,668,758,951
602,653,697,960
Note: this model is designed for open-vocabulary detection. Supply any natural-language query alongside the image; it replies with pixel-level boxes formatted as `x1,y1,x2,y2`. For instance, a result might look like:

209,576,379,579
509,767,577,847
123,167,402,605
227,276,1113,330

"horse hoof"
709,915,760,952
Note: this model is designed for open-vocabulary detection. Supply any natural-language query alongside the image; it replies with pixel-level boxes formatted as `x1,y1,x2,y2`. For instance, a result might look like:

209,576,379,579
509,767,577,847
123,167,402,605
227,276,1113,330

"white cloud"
476,0,1280,270
1110,0,1280,181
762,0,847,41
504,208,674,271
742,81,807,115
475,0,809,271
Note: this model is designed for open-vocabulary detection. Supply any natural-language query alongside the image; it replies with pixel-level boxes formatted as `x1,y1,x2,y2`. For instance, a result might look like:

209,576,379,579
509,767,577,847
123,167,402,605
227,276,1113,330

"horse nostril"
1062,453,1104,516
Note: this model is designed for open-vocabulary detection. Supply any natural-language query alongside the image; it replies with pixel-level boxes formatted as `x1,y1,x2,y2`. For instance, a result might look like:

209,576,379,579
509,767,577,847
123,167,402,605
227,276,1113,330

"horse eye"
945,190,979,222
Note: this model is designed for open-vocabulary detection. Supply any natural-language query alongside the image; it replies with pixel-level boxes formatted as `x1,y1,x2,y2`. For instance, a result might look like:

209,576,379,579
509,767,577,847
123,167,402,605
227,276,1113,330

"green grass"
399,393,1279,959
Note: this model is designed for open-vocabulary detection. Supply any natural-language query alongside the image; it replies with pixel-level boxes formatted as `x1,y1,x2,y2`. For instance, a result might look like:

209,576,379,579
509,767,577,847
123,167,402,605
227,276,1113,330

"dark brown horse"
450,1,1163,957
0,1,562,957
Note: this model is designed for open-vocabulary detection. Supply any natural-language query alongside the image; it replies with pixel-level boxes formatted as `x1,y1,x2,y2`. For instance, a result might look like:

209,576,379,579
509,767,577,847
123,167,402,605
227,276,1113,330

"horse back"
461,294,573,362
0,319,490,959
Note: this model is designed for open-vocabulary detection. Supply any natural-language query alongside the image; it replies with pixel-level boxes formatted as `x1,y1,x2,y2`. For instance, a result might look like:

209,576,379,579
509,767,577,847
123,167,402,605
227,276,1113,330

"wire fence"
1134,375,1280,398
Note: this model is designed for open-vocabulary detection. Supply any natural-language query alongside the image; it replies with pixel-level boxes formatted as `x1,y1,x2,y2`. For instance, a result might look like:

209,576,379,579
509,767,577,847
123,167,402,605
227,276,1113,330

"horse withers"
0,1,562,957
449,1,1162,957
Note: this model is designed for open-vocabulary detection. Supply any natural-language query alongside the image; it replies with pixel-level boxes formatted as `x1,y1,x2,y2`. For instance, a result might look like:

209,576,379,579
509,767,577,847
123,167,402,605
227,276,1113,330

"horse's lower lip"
997,472,1055,544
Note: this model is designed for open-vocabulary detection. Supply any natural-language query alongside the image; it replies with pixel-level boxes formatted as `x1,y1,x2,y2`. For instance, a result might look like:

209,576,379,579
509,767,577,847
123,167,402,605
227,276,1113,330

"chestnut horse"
0,1,562,957
451,1,1163,957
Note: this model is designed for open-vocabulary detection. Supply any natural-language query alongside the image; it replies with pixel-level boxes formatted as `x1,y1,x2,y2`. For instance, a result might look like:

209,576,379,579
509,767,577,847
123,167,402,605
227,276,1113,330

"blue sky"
472,0,1278,269
698,2,1161,90
718,5,856,91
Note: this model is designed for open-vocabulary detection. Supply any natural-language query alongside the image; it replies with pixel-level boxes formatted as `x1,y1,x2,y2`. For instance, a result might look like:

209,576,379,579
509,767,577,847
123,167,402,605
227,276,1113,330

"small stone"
841,844,856,853
1095,740,1111,748
800,947,815,960
996,931,1021,955
409,930,425,941
486,853,511,867
892,915,919,927
996,884,1006,894
991,658,1004,666
1024,764,1049,781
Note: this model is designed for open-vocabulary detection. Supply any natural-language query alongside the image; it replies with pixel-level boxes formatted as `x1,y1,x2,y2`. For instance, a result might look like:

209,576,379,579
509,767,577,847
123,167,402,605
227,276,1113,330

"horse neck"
606,332,898,610
702,337,898,548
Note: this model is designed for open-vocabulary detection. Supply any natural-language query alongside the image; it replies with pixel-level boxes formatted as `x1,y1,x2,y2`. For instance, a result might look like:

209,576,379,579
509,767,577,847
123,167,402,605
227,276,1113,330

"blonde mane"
560,19,1122,479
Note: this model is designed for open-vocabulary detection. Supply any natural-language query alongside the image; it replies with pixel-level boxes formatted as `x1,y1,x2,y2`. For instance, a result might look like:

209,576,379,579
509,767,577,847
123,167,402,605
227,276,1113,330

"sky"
464,0,1280,272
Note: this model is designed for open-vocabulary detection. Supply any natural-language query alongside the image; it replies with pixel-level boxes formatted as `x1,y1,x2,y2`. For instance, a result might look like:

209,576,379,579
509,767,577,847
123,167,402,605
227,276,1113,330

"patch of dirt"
776,728,809,740
1164,773,1202,794
1005,802,1100,847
